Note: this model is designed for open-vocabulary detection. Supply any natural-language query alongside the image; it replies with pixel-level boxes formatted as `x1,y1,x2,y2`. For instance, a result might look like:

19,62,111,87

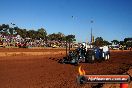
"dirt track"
0,49,132,88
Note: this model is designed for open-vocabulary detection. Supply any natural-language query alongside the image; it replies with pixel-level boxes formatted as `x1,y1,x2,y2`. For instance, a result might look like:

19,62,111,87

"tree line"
93,37,132,48
0,24,131,47
0,24,76,42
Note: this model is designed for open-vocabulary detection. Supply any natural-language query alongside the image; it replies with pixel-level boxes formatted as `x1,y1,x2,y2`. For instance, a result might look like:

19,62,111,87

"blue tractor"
58,43,110,65
85,46,110,63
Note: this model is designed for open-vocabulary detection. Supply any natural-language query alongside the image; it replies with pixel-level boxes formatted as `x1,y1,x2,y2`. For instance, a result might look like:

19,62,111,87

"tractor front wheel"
104,55,108,60
107,54,110,60
89,55,95,63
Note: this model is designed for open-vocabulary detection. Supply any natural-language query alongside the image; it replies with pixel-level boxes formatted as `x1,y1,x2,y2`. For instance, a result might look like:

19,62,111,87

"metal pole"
69,39,70,51
90,19,93,48
66,39,68,58
91,28,92,43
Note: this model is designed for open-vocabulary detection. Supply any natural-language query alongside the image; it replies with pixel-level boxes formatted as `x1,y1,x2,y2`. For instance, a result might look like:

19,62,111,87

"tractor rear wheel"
74,61,79,66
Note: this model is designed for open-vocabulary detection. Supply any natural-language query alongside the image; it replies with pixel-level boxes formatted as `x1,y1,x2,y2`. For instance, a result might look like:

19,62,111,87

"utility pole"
90,20,93,44
91,28,92,43
66,38,68,58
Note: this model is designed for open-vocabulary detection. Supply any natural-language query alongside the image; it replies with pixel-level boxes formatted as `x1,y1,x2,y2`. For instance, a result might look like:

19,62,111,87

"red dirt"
0,49,132,88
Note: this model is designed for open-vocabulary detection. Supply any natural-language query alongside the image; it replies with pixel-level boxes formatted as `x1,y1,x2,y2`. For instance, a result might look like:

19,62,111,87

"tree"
0,24,19,36
0,24,9,36
15,28,28,38
37,28,47,40
0,23,77,45
27,30,36,39
48,32,64,41
124,38,132,47
119,41,125,46
94,37,104,46
48,33,57,41
9,28,14,35
13,27,19,35
56,32,65,41
103,40,110,45
111,40,119,45
0,25,3,32
66,35,76,42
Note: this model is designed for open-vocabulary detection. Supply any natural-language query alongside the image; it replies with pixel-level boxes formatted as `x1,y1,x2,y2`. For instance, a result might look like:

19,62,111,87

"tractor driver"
80,44,86,61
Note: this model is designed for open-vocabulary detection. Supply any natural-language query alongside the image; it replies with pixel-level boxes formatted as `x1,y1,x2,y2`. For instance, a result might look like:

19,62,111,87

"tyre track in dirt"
0,49,131,88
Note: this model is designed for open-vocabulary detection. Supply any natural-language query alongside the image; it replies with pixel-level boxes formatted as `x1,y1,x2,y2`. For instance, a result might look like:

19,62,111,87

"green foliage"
103,40,110,45
94,37,110,46
37,28,47,39
66,35,75,42
94,37,104,46
124,38,132,47
0,24,76,43
0,24,17,36
15,28,27,38
47,33,75,42
119,41,125,46
111,40,119,45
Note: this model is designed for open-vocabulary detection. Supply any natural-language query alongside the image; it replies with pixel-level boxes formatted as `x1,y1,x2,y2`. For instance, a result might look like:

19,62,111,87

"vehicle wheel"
85,58,89,63
58,59,62,63
105,55,108,60
89,55,95,63
107,54,110,60
92,55,95,61
74,61,79,66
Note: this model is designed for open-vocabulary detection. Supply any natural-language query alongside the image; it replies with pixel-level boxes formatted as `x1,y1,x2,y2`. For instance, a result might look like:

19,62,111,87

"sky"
0,0,132,42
